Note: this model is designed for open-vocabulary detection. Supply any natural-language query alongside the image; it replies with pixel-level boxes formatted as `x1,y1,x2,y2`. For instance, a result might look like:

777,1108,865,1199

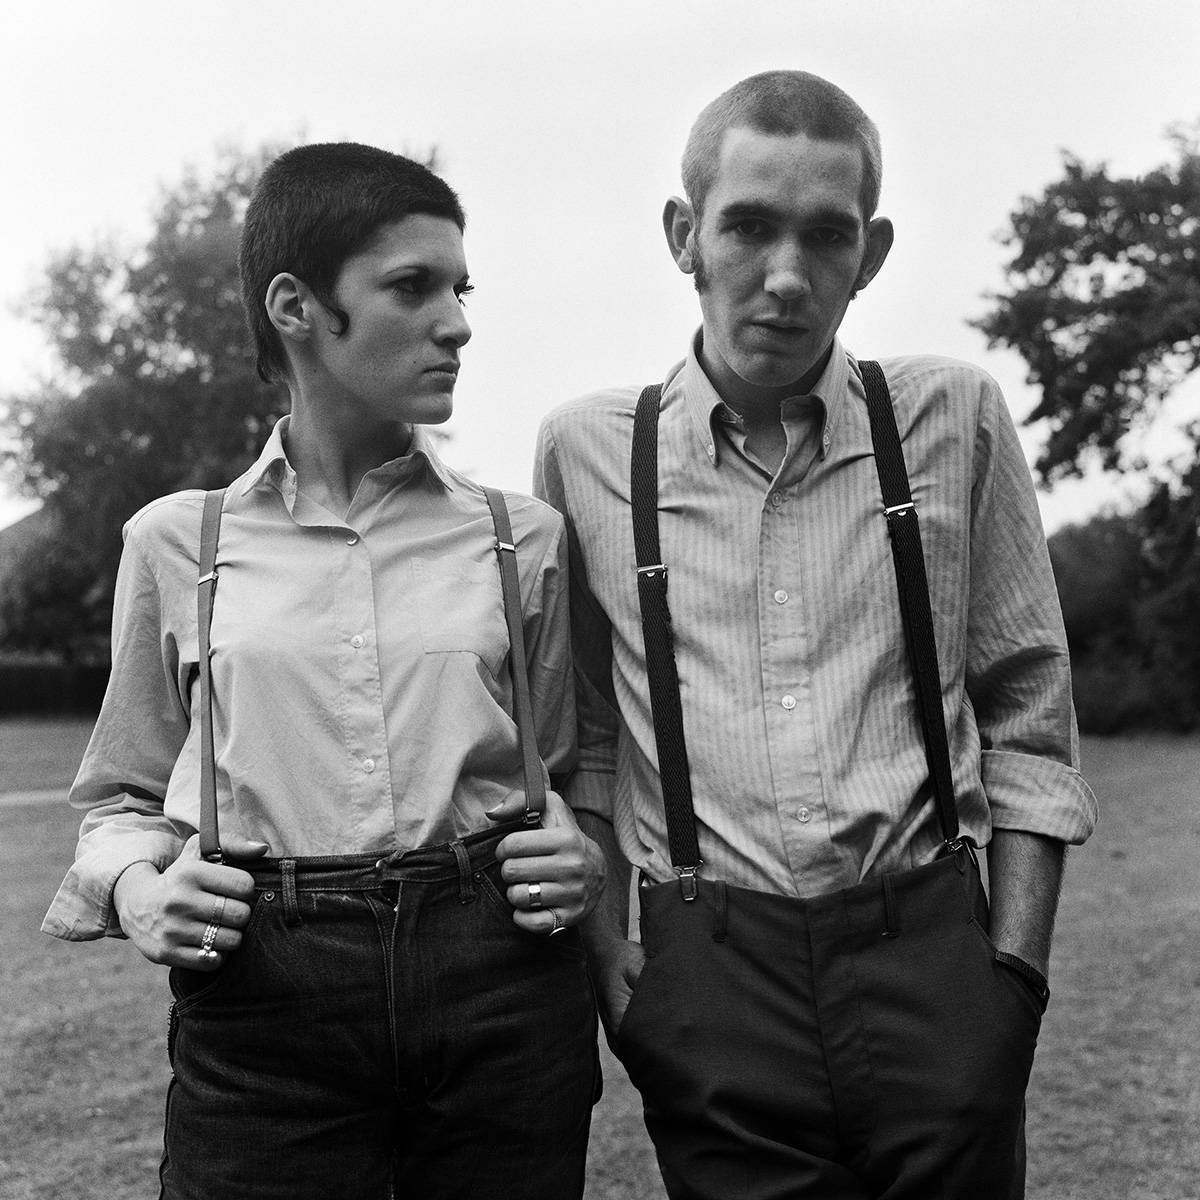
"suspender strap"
483,487,547,824
858,360,961,850
193,486,546,864
631,384,702,895
197,488,225,862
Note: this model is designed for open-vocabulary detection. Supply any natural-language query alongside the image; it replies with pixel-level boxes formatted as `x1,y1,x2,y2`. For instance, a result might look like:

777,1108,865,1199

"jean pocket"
168,890,271,1014
473,863,588,961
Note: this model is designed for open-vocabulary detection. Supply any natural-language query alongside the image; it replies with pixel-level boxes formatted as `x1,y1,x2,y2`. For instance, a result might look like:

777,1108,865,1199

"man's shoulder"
877,353,1000,396
542,384,644,431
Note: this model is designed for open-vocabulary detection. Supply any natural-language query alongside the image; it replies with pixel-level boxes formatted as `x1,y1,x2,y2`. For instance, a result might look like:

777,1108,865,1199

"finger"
537,790,575,827
485,791,530,823
511,907,569,937
220,833,271,861
495,826,582,863
499,851,584,884
507,880,567,912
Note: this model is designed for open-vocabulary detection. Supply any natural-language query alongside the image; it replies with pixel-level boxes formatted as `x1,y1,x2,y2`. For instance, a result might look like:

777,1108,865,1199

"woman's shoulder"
122,489,209,562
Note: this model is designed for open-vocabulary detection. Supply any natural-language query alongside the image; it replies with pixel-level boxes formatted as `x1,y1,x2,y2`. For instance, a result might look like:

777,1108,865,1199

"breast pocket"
411,555,509,677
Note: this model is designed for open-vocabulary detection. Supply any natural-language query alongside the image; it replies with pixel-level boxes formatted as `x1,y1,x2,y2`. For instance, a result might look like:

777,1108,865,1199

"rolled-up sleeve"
966,379,1098,844
41,528,190,941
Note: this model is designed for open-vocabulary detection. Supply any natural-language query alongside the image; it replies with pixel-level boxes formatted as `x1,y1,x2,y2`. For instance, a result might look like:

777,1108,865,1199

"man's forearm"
986,828,1066,979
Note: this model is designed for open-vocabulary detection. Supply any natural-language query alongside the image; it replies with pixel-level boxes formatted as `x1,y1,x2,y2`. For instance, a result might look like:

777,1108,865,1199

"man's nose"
764,242,810,302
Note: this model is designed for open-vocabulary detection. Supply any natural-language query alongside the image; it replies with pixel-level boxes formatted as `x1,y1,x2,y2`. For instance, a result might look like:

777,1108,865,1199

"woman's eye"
456,284,475,306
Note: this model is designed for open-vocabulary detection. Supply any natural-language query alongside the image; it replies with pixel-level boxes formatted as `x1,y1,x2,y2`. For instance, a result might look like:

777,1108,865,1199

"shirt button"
781,694,797,711
822,432,831,449
350,635,364,649
346,534,359,546
796,806,812,824
362,758,376,773
773,589,789,605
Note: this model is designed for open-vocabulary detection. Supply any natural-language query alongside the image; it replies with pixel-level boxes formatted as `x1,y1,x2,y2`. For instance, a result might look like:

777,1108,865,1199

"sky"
2,0,1198,531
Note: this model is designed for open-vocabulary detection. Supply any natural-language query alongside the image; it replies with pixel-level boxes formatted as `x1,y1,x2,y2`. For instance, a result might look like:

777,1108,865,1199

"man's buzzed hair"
681,70,882,221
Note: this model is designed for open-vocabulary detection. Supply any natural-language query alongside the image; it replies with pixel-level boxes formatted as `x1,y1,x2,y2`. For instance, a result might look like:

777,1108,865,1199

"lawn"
1,719,1196,1199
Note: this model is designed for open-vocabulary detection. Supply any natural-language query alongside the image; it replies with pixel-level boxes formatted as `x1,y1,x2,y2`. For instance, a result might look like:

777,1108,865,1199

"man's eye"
811,228,847,246
456,284,475,306
732,219,768,238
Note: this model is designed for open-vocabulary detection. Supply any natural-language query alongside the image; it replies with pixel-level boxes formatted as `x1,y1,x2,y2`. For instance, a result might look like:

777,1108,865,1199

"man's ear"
264,272,313,346
854,217,894,295
662,196,698,275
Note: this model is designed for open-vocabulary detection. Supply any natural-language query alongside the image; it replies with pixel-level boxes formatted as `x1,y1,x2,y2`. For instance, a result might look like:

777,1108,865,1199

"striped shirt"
44,418,573,939
534,336,1097,898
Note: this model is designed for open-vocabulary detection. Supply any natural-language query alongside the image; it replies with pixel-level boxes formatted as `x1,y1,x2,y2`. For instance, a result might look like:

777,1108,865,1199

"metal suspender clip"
197,570,219,586
637,563,668,579
676,864,700,901
883,502,915,518
494,539,516,554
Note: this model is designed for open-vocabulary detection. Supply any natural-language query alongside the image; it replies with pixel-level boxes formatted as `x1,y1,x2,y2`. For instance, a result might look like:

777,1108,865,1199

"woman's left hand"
492,791,606,935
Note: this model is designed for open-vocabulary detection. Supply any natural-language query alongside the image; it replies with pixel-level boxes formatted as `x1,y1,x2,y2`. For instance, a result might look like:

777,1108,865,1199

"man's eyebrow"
717,200,862,230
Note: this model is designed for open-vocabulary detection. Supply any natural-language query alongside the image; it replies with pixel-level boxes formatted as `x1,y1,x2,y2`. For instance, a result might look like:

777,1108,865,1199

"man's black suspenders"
629,361,961,901
194,486,545,863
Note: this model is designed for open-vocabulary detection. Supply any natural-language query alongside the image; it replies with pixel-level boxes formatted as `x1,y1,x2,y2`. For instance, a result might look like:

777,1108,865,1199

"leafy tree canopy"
1,144,290,658
973,125,1200,484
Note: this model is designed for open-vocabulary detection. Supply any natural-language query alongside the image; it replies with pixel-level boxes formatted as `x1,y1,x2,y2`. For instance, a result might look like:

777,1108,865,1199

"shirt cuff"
981,749,1098,845
565,767,615,822
41,831,183,941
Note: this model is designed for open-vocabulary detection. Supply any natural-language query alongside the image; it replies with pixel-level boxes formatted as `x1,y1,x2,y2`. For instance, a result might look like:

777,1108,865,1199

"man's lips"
424,362,460,376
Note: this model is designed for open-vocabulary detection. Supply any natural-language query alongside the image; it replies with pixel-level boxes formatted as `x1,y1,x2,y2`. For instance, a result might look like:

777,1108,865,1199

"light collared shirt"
44,418,573,939
534,336,1097,898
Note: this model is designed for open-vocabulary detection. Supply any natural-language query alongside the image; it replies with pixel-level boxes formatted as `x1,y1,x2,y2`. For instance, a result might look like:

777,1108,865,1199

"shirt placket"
337,520,393,839
757,481,826,888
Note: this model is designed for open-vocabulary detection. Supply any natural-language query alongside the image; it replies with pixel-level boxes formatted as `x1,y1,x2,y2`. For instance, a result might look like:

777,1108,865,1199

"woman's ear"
264,273,312,345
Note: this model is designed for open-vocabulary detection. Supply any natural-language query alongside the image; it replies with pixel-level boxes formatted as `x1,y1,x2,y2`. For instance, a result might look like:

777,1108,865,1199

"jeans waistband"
230,819,529,892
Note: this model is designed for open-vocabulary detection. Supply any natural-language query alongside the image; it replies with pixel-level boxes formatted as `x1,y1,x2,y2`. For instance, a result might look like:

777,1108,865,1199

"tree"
1,145,291,659
975,128,1200,728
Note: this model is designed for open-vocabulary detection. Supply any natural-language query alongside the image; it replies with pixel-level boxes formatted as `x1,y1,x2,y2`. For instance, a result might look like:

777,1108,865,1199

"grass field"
1,719,1197,1199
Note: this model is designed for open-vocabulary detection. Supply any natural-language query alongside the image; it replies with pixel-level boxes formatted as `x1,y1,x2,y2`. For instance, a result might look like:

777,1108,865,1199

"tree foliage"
1,145,290,659
974,126,1200,483
979,128,1200,728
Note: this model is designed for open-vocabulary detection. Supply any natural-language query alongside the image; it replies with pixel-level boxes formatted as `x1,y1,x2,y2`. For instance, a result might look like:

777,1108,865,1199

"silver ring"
200,920,220,958
212,895,227,926
548,909,567,937
527,882,543,910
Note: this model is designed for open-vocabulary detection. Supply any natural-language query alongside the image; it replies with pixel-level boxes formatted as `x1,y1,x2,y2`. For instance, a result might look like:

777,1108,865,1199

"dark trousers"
614,849,1046,1200
160,825,599,1200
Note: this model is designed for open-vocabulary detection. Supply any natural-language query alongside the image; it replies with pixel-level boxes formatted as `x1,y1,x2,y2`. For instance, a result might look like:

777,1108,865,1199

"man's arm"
962,373,1097,982
986,829,1064,980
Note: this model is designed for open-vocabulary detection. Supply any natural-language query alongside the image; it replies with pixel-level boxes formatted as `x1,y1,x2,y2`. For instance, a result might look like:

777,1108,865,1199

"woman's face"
308,214,472,429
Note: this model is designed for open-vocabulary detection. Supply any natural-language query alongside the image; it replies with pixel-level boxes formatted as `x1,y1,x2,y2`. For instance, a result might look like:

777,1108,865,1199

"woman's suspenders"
194,486,545,863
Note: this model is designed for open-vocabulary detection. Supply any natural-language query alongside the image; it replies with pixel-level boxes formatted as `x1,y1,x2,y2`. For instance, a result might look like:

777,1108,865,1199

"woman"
43,143,604,1200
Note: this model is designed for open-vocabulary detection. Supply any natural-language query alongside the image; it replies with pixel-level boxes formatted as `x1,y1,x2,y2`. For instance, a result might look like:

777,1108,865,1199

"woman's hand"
112,833,268,970
493,791,606,935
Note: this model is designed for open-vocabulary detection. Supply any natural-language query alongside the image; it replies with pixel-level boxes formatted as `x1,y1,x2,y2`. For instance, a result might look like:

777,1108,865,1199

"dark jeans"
614,848,1046,1200
160,824,599,1200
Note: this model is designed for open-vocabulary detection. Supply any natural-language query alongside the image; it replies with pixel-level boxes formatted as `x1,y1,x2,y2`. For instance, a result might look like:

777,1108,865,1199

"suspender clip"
637,563,668,579
197,570,218,586
676,864,701,902
494,539,516,554
883,501,915,518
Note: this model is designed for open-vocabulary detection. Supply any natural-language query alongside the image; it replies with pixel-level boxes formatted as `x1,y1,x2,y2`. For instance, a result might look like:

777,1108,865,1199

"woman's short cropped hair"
239,143,465,383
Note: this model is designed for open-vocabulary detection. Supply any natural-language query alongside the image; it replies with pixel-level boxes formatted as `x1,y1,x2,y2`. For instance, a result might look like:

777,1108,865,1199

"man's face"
679,128,888,412
310,214,472,430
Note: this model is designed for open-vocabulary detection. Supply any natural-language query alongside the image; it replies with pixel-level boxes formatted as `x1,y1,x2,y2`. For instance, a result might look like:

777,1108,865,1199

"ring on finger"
547,909,567,937
212,895,226,926
199,920,220,961
527,882,543,910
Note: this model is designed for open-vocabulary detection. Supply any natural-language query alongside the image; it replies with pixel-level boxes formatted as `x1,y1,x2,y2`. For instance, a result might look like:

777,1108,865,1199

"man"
534,71,1097,1199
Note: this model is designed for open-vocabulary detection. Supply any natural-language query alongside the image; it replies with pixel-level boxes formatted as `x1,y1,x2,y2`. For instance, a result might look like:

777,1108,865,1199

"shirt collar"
673,330,853,468
239,416,455,499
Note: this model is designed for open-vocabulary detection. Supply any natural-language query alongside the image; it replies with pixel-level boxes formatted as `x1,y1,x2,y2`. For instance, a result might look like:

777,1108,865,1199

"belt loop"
711,879,728,943
281,859,302,926
881,872,900,939
449,840,476,904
